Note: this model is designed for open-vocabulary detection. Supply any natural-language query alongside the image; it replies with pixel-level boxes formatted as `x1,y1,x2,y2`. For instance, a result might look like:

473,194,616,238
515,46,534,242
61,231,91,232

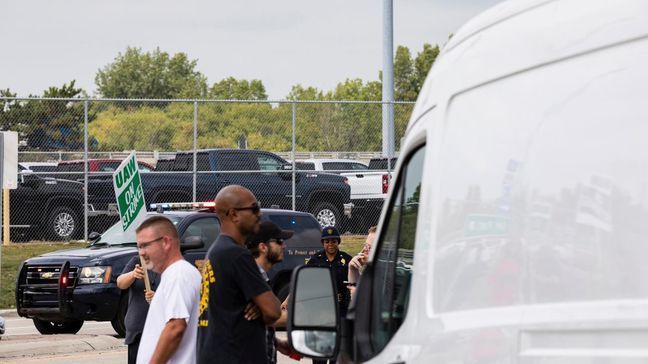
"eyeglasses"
231,202,261,214
268,239,285,245
137,236,164,250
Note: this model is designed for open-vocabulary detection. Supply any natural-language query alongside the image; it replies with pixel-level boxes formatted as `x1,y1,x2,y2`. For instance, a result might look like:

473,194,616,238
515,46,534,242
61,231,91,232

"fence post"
193,101,198,202
83,100,89,241
292,102,296,211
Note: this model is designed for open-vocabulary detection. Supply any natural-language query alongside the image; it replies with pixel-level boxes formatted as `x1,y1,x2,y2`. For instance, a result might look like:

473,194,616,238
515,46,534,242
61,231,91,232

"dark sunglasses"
232,202,261,214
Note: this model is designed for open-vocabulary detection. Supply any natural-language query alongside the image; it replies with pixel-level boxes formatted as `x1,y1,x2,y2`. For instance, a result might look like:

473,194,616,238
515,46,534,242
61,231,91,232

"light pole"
382,0,395,167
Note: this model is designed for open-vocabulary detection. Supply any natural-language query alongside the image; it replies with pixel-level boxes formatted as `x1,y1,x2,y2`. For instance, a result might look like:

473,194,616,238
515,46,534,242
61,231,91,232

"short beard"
267,249,283,265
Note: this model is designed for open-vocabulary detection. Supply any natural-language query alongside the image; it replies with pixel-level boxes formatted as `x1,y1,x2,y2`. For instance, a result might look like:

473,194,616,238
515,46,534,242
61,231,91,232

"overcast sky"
0,0,502,100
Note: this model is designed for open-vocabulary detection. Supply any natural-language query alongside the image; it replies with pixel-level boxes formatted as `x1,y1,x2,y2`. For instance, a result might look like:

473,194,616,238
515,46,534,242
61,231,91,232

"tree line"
1,44,439,152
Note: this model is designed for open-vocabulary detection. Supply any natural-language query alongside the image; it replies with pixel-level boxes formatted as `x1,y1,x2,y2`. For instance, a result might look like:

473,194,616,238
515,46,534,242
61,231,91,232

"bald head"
215,185,255,218
214,185,261,245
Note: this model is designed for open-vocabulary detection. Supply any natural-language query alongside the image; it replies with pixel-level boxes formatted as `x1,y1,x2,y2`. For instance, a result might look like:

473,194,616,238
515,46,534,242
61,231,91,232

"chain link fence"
1,98,414,241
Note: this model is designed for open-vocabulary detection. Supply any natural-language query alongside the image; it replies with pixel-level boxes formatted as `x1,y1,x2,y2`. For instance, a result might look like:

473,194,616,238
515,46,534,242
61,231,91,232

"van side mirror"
181,235,204,252
288,266,339,359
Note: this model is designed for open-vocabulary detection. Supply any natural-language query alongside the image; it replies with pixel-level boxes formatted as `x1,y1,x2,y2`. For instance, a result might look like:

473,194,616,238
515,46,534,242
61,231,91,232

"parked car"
10,164,87,240
296,158,390,232
16,204,322,336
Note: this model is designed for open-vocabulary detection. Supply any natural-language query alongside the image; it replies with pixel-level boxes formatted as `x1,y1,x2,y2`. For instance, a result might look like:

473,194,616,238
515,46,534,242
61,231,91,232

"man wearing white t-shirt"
135,216,201,364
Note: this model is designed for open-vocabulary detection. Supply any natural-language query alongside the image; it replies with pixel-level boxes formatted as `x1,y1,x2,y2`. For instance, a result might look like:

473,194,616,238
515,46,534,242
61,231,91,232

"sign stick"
139,255,152,292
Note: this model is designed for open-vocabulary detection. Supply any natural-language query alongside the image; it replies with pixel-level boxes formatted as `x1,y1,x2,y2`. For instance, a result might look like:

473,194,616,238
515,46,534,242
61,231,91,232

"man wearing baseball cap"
247,221,296,364
306,226,353,318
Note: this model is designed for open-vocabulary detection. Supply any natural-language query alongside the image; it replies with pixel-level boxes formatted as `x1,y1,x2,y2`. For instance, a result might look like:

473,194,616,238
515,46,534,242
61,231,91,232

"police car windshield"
94,215,182,246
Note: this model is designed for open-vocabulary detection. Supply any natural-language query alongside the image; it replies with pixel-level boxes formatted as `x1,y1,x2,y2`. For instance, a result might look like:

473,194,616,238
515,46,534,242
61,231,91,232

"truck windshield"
94,215,182,246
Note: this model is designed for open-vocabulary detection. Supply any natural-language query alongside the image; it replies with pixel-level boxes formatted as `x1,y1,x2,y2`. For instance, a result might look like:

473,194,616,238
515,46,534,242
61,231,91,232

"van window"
434,38,648,312
370,145,424,353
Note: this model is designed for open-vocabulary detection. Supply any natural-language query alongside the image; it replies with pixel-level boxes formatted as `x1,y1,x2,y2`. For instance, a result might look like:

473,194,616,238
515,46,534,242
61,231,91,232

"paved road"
2,349,128,364
1,311,297,363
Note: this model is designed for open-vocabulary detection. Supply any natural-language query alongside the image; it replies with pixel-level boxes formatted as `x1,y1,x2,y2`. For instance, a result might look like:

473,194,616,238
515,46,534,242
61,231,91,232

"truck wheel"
46,206,80,240
312,202,341,229
111,295,128,338
32,318,84,334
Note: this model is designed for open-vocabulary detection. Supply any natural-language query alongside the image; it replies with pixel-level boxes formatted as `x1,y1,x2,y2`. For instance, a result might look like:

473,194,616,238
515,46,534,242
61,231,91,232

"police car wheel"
32,318,84,335
111,295,127,338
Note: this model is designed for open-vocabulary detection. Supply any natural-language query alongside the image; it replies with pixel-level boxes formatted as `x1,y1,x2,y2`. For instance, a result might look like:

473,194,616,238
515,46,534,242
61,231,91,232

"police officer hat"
321,226,341,241
246,221,294,249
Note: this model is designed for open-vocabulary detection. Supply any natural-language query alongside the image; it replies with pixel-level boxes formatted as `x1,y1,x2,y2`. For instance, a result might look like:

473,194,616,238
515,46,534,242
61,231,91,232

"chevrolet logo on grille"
41,272,55,279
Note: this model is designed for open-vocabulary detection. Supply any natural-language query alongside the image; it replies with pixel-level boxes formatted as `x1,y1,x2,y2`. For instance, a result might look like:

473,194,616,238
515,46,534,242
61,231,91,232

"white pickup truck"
296,158,394,232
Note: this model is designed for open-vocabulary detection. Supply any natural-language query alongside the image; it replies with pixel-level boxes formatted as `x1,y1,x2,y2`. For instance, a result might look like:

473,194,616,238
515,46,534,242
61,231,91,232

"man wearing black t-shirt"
197,185,281,364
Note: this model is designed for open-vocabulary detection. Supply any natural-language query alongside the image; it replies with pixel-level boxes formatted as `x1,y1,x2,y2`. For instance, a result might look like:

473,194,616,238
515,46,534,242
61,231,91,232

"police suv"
16,202,322,336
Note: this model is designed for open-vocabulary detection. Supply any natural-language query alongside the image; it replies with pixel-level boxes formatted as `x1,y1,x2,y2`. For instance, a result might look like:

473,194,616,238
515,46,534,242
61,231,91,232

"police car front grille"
24,265,78,286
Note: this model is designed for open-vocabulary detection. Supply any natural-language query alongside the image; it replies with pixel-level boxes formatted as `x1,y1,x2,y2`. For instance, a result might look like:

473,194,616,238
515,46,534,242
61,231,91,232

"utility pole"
382,0,395,167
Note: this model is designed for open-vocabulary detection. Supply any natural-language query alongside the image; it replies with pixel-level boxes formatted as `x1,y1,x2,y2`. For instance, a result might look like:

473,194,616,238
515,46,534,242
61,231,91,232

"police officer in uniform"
306,226,352,364
306,226,353,317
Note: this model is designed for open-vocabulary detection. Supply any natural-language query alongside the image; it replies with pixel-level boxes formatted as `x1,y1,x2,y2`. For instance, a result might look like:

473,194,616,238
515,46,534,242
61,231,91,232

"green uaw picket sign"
113,153,147,232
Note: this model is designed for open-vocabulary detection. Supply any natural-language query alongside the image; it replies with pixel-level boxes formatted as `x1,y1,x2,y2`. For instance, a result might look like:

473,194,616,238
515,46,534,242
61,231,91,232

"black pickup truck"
88,149,352,230
16,206,323,336
11,165,86,241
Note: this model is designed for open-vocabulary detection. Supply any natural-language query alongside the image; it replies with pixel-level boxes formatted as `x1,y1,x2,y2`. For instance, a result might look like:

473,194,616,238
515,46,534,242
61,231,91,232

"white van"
286,0,648,362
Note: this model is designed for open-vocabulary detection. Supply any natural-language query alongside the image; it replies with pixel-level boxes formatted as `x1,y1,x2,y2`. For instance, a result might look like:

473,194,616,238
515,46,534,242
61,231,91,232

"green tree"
95,47,208,99
394,46,418,101
0,88,22,131
326,79,382,151
413,43,440,93
29,81,87,150
209,77,268,100
286,84,325,101
285,80,383,152
89,104,187,151
0,82,87,150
